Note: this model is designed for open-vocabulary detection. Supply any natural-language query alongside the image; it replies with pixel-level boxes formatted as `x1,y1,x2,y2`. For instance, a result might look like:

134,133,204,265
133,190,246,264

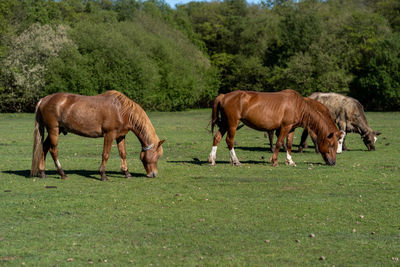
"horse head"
318,131,344,166
362,131,381,151
140,140,165,177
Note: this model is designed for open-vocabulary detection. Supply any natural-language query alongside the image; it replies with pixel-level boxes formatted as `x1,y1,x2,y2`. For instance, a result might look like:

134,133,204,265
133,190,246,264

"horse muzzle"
325,159,336,166
321,153,336,166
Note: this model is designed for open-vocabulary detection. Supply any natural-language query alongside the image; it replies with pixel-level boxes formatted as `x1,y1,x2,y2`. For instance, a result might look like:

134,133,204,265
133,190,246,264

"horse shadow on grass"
2,170,147,181
235,144,309,154
168,158,268,166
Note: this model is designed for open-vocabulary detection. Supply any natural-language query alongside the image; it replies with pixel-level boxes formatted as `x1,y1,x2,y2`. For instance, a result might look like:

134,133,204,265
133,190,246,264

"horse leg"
309,130,319,153
337,130,346,153
265,130,274,152
99,134,114,181
342,134,348,151
337,122,348,151
37,136,51,178
226,124,241,166
298,128,309,153
285,130,296,166
270,126,291,167
116,136,132,178
208,127,227,166
277,129,288,152
47,127,67,180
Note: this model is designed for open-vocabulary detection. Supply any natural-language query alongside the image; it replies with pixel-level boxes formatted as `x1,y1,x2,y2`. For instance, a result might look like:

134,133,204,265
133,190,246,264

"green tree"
0,23,74,112
351,34,400,110
45,15,218,111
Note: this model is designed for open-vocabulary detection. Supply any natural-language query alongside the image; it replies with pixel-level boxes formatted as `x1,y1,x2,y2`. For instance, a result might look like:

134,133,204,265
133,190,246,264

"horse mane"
301,99,336,142
102,90,158,144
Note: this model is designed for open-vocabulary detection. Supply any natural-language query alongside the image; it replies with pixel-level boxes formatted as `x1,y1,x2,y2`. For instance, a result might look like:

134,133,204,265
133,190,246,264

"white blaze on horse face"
285,151,296,166
337,132,346,154
374,136,377,144
229,148,240,165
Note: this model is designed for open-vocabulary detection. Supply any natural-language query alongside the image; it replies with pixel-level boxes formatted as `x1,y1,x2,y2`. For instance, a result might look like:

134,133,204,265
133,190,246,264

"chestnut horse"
208,90,343,167
298,97,345,153
266,98,345,154
31,90,165,180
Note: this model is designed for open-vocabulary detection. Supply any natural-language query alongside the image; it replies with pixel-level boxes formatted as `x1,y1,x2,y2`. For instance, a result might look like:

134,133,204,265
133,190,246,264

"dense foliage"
0,0,399,112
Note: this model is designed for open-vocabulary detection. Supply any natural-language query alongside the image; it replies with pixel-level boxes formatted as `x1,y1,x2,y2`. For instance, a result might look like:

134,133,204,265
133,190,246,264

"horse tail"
211,94,225,134
31,99,44,177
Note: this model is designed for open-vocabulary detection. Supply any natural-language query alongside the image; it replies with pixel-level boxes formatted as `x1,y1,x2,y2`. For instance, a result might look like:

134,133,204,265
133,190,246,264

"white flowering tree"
1,23,75,112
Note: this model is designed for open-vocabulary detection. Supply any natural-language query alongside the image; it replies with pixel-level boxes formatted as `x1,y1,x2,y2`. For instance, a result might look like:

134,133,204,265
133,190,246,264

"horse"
208,90,344,167
265,98,345,154
298,97,345,153
302,92,381,152
31,90,165,180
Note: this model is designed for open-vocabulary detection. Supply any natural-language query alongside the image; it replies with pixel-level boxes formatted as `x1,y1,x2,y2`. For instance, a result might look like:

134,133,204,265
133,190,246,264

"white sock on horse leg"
209,146,218,164
211,146,217,157
229,148,239,164
56,160,62,169
285,151,296,166
210,146,217,160
337,132,345,153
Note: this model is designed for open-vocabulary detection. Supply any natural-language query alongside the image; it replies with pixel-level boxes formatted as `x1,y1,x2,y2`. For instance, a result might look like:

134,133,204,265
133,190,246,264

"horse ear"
374,131,382,136
327,132,334,139
157,139,166,148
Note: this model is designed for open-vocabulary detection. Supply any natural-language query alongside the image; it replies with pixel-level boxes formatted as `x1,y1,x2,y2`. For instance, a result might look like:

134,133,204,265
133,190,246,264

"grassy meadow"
0,110,399,266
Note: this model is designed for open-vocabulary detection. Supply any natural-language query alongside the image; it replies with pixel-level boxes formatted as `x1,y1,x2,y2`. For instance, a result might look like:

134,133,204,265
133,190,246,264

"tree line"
1,0,399,112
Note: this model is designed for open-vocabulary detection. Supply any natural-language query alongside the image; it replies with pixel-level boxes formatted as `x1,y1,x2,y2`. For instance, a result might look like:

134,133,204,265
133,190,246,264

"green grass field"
0,110,399,266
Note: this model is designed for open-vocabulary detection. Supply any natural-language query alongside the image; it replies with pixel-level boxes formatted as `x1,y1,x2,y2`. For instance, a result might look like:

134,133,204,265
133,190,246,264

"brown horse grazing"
208,90,344,167
31,90,165,180
298,98,345,153
265,97,343,154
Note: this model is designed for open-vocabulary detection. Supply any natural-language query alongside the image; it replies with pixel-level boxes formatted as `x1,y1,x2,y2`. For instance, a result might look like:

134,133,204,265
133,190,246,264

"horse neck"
354,114,372,136
127,108,159,148
301,103,331,139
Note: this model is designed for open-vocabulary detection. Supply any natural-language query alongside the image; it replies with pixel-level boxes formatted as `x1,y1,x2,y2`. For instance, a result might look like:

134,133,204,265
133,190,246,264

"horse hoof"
125,172,132,178
272,162,279,167
208,156,216,165
101,175,108,181
61,175,68,180
285,160,296,167
232,161,242,166
39,172,46,179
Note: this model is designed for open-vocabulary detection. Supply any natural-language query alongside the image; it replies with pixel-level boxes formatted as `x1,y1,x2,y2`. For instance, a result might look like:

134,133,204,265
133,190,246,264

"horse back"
39,93,125,137
309,92,369,131
220,90,304,131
